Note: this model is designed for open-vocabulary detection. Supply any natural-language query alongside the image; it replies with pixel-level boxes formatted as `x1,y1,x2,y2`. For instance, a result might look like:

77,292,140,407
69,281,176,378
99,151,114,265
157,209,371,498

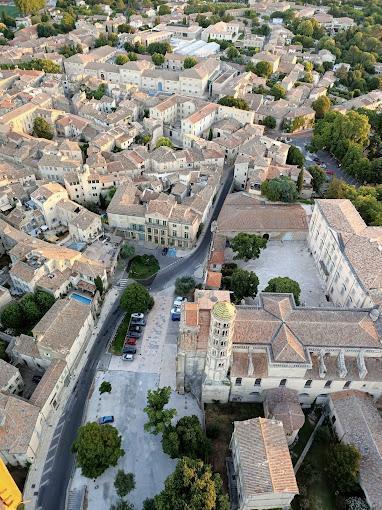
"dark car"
99,416,114,424
129,325,142,332
131,318,146,326
32,375,42,383
123,345,137,354
128,331,141,338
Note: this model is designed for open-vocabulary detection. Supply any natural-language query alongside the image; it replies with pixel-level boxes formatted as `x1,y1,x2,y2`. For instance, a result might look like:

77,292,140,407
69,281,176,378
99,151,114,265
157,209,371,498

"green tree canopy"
99,381,112,394
147,41,171,55
72,422,124,478
120,283,154,315
312,95,331,119
114,470,135,498
144,386,177,435
230,233,267,261
155,136,173,148
255,60,273,77
110,500,134,510
33,117,54,140
270,83,286,99
261,176,298,202
162,415,209,460
151,52,165,66
307,165,326,192
228,269,259,302
262,115,276,129
0,302,23,331
264,276,301,305
115,54,129,65
326,443,361,494
95,275,104,295
158,4,171,15
15,0,45,15
154,457,229,510
286,145,305,168
184,57,197,69
217,96,249,110
175,276,196,296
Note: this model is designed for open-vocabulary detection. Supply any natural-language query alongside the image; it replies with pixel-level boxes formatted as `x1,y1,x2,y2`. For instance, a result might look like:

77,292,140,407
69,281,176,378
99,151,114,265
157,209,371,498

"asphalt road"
288,131,360,187
36,302,124,510
35,166,233,510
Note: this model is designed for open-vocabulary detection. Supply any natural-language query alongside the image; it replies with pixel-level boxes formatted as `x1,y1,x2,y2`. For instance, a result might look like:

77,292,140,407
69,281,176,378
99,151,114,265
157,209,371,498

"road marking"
39,479,50,489
42,466,52,477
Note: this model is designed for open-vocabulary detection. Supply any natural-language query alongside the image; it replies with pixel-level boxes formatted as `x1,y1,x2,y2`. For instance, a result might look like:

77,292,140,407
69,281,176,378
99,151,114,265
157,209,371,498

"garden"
128,255,159,280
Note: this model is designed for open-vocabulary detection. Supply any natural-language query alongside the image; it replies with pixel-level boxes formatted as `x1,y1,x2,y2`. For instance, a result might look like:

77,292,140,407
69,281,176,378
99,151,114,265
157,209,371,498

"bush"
175,276,195,296
99,381,112,394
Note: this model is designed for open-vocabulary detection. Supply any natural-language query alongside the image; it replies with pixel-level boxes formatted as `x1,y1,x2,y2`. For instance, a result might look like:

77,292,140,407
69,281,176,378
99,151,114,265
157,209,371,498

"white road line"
42,466,52,477
39,479,50,488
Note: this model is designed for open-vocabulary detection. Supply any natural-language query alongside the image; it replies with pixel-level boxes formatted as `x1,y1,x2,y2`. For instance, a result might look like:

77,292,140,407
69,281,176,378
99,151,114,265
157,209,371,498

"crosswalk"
117,278,129,289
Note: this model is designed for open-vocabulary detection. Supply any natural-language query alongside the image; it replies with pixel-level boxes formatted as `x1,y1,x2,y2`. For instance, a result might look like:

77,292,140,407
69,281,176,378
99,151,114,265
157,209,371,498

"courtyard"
227,240,328,307
70,287,202,509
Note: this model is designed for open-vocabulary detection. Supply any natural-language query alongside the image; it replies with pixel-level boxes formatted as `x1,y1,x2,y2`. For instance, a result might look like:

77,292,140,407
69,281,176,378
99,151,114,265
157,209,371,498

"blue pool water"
70,293,92,305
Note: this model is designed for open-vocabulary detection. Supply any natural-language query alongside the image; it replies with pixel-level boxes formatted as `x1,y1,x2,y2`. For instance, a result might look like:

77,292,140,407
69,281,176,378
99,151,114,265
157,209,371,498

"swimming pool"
70,293,92,305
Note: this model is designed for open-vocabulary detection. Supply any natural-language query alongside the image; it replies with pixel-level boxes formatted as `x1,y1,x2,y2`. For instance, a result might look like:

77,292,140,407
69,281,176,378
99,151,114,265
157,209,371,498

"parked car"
128,331,141,338
174,296,187,308
131,318,146,326
171,308,181,321
32,375,42,383
99,416,114,424
313,157,320,163
125,337,137,345
123,345,137,354
129,324,142,332
131,313,144,320
122,353,134,361
326,170,335,175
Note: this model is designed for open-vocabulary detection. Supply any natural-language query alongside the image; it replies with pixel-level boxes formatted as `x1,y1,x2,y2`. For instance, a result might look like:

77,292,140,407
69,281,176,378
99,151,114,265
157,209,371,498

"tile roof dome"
212,301,236,321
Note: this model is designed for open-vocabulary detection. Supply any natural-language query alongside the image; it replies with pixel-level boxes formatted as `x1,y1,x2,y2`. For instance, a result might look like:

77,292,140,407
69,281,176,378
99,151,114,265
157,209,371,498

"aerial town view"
0,0,381,507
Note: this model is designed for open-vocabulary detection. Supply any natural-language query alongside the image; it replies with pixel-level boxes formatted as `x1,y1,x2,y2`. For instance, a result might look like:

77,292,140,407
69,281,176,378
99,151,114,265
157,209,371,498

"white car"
122,353,134,361
173,296,187,308
131,313,145,320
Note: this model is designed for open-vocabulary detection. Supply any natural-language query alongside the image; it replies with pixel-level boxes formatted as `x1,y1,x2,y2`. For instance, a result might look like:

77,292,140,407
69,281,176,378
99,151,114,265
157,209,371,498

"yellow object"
0,458,22,510
212,301,236,321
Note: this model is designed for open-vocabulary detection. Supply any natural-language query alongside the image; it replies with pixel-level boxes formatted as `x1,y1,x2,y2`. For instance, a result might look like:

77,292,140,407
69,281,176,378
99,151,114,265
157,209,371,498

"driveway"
227,240,328,307
288,132,359,187
69,287,203,509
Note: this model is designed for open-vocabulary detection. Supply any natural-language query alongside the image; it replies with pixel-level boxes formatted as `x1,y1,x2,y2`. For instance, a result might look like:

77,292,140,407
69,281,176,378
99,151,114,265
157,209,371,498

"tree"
120,283,154,315
228,269,259,302
110,501,134,510
95,276,104,295
15,0,45,15
143,499,156,510
262,115,276,129
226,45,239,60
162,415,209,460
33,117,54,140
154,457,229,510
308,165,326,192
72,422,124,478
0,302,23,331
312,95,330,119
147,41,171,55
144,386,177,435
34,290,55,314
60,11,75,32
261,176,298,203
217,96,249,111
270,83,286,100
127,52,137,61
255,60,273,77
155,136,173,148
297,169,304,193
99,381,112,394
37,22,57,37
326,443,361,494
264,276,301,305
120,243,135,259
151,52,165,66
114,470,135,498
184,57,197,69
175,276,195,296
287,145,305,168
20,294,41,325
230,233,267,261
158,4,170,15
115,54,129,65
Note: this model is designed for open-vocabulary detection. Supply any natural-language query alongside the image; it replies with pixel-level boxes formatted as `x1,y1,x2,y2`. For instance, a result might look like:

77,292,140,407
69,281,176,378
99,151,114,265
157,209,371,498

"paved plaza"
70,287,202,509
227,240,328,307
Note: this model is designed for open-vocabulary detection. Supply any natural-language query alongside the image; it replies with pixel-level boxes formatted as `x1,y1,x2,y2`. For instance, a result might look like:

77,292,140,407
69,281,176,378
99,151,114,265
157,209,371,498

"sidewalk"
23,286,121,510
